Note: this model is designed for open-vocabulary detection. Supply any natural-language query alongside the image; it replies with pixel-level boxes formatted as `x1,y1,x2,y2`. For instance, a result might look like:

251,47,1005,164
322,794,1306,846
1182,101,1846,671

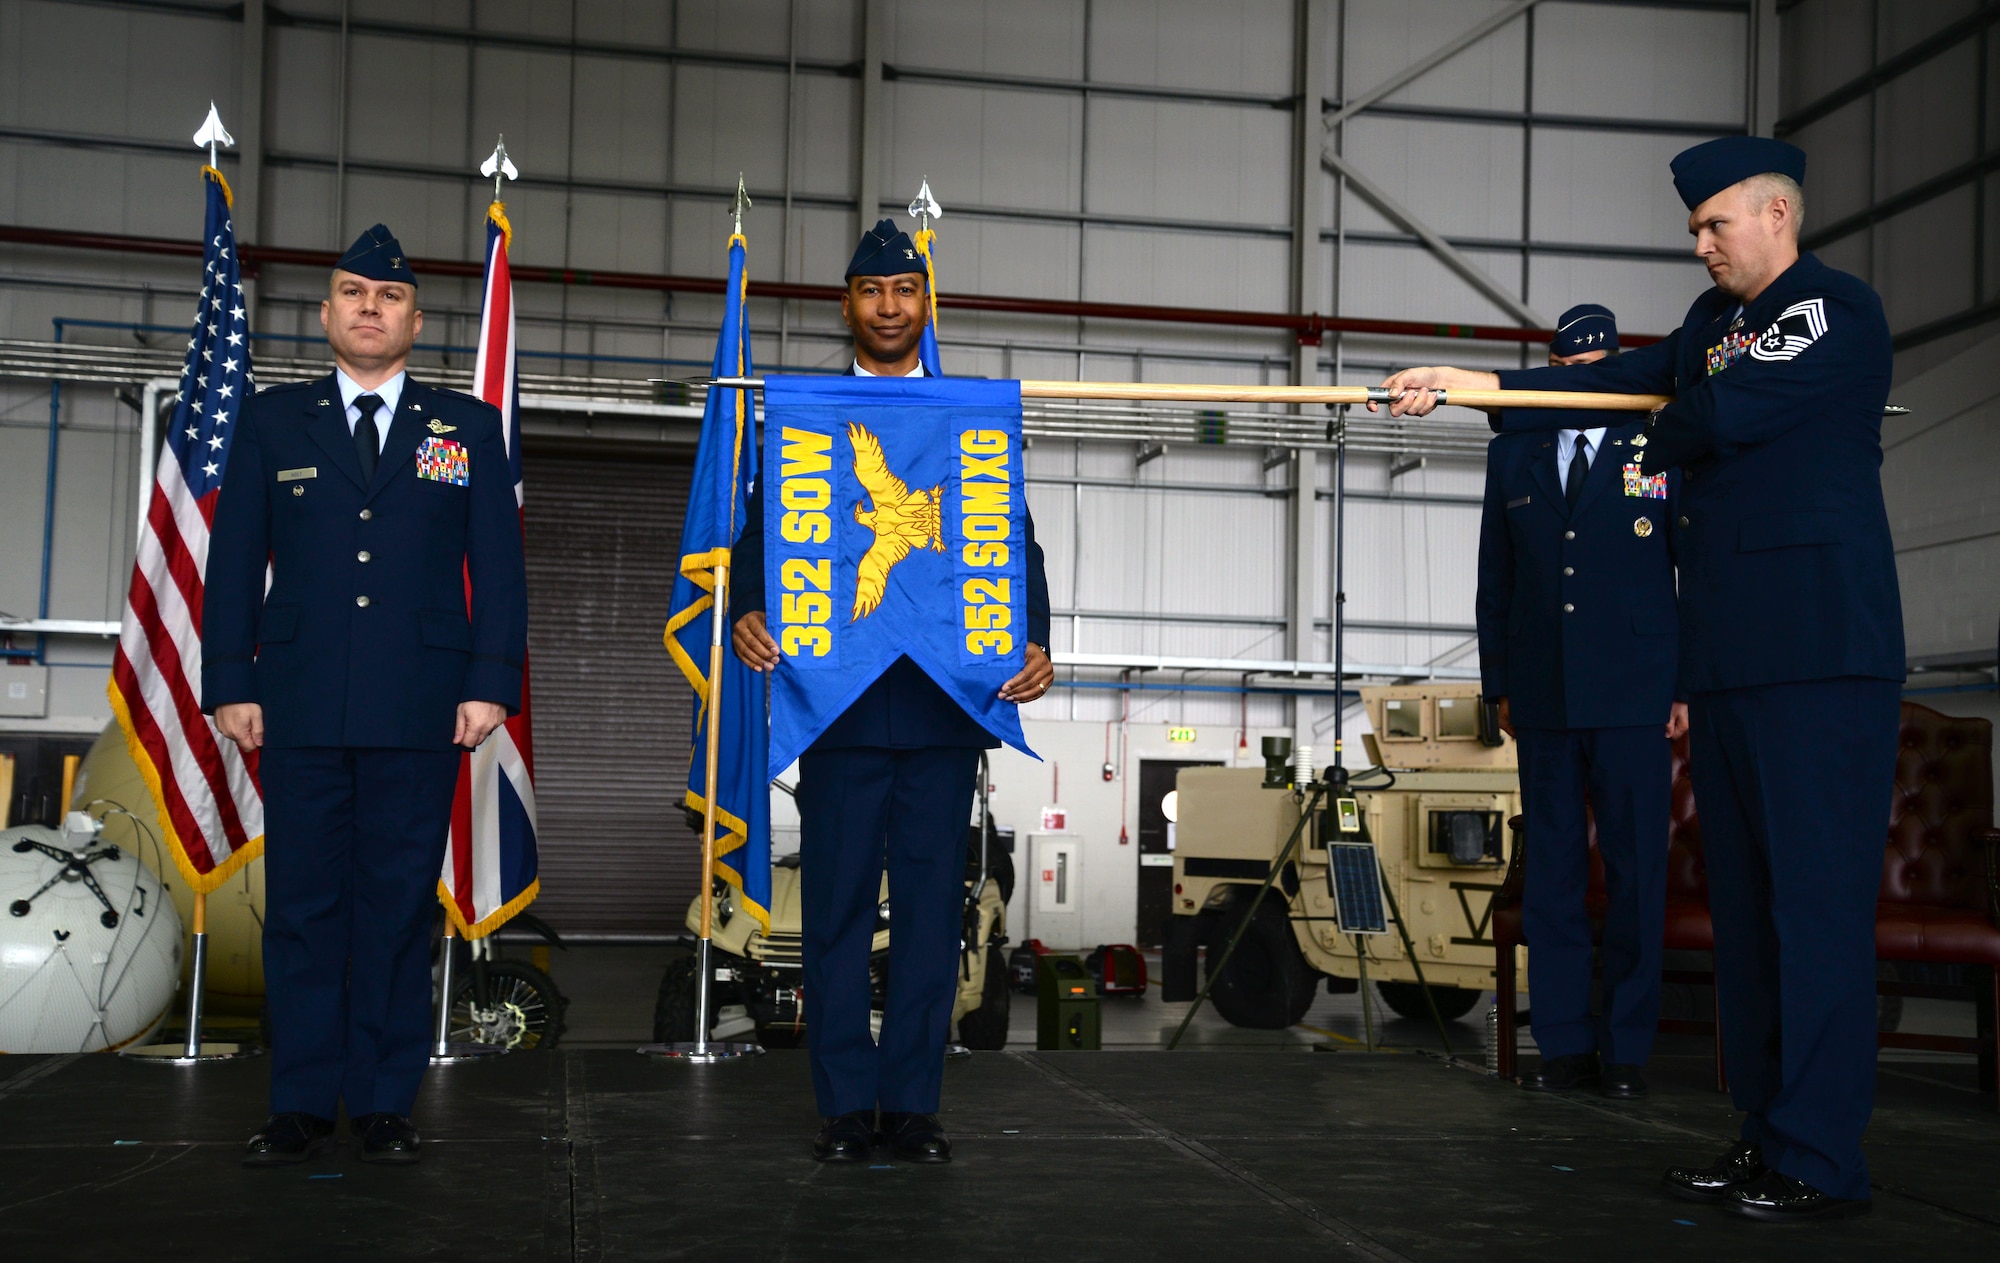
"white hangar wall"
12,0,1987,937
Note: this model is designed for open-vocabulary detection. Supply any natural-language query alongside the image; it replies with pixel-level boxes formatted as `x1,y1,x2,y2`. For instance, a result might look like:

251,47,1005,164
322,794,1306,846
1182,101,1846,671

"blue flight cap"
1670,136,1806,211
335,223,418,286
845,218,925,280
1551,303,1618,355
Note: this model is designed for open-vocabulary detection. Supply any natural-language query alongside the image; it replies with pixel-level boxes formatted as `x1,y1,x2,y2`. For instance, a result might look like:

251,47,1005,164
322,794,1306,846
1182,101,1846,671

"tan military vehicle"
655,771,1014,1050
1160,683,1523,1028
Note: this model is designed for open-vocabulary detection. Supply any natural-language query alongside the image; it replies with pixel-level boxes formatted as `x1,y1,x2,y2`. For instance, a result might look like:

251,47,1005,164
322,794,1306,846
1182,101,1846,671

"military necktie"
353,393,384,484
1565,435,1591,510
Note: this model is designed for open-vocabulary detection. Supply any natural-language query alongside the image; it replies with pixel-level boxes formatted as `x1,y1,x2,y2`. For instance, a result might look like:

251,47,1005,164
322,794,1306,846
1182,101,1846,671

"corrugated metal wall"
520,447,699,935
1777,1,1999,383
2,0,1869,743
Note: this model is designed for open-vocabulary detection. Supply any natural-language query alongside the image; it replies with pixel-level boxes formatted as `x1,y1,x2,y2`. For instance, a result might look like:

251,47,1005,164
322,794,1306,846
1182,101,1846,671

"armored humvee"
1161,683,1523,1028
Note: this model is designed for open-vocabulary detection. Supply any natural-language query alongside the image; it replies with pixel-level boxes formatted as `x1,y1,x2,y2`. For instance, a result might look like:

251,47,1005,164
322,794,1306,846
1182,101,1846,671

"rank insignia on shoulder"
1634,517,1654,538
416,436,469,486
426,419,457,434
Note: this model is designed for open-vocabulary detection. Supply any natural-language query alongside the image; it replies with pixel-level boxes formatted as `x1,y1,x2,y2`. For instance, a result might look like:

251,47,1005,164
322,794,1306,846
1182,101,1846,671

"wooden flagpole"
699,378,1672,411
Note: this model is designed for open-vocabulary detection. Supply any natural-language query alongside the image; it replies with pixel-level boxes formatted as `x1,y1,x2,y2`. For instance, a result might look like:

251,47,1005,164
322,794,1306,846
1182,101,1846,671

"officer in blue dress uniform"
1476,305,1685,1101
1379,138,1902,1221
732,220,1053,1164
203,225,529,1167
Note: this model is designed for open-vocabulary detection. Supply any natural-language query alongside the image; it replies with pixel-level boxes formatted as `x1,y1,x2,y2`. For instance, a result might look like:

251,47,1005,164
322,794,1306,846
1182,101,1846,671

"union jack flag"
442,201,540,937
107,166,263,891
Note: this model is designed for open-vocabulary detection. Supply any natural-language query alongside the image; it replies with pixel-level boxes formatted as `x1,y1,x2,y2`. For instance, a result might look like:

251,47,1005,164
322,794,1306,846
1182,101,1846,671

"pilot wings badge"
1748,297,1828,363
847,422,945,621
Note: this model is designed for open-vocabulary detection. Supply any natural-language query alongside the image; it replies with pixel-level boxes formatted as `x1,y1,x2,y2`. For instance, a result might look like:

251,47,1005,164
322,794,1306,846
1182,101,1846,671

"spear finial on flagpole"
192,102,234,170
480,135,519,203
908,176,943,234
731,174,752,236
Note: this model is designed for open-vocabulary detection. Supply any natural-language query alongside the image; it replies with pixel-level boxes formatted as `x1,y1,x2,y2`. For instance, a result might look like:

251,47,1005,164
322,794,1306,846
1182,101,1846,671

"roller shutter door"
519,449,701,936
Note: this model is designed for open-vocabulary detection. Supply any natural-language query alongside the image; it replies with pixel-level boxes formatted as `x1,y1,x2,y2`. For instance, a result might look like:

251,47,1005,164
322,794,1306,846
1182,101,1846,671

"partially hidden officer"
203,225,528,1167
1379,137,1902,1221
731,219,1054,1164
1475,304,1684,1102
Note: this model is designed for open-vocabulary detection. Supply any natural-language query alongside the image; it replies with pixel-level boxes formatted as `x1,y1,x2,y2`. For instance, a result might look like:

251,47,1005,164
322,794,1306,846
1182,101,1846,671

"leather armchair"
1489,701,1998,1099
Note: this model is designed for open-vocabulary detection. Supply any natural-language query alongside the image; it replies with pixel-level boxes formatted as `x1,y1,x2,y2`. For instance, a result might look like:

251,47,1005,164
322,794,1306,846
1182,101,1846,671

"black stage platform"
2,1046,1995,1261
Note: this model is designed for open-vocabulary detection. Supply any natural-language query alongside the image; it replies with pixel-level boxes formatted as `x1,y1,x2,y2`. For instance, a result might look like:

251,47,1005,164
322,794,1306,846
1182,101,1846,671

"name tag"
1506,495,1531,509
277,467,317,482
416,437,469,486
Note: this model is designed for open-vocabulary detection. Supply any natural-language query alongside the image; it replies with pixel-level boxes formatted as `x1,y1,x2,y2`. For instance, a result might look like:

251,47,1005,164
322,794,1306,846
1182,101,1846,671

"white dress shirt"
1555,427,1607,494
335,366,406,452
852,360,926,377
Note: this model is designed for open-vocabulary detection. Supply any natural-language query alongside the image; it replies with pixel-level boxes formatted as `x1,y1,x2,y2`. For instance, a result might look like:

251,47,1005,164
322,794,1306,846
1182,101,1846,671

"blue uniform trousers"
797,746,980,1117
260,746,460,1120
1692,678,1899,1201
1517,725,1670,1066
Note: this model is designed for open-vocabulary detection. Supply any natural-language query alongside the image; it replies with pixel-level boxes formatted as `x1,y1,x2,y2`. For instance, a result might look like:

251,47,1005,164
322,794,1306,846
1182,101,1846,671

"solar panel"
1328,842,1388,935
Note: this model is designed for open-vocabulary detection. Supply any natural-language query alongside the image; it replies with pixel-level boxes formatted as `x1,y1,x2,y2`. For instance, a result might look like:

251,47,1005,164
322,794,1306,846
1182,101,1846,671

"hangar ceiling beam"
1321,150,1546,328
1318,1,1548,329
238,0,266,249
857,0,886,245
1746,0,1780,137
1321,0,1547,133
1289,0,1329,681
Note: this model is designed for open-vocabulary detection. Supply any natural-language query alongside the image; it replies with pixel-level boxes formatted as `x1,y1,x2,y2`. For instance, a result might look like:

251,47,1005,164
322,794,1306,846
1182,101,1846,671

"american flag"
442,201,540,937
107,166,263,891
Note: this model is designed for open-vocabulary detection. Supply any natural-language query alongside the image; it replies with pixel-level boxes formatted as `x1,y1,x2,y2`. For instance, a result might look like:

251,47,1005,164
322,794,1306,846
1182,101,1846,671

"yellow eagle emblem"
847,422,944,621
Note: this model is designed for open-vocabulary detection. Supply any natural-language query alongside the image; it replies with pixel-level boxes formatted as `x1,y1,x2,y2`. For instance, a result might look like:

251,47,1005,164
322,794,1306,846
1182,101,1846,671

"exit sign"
1167,727,1197,743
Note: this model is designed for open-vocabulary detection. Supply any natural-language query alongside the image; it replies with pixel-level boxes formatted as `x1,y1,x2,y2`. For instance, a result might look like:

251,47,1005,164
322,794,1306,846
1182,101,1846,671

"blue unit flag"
763,376,1036,772
664,234,772,929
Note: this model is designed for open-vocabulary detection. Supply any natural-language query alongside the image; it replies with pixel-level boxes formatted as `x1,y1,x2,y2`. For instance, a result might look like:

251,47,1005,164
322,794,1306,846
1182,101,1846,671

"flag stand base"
430,921,510,1065
122,1041,261,1064
123,926,261,1064
637,1039,765,1063
637,938,764,1063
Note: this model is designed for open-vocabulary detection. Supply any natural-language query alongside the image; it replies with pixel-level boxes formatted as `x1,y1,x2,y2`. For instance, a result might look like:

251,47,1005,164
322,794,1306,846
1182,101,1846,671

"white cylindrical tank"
69,723,265,1012
0,814,184,1053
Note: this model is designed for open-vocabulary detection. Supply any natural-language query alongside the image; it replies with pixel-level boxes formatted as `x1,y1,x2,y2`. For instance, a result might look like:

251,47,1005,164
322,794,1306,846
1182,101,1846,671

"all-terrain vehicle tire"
651,947,720,1043
450,961,569,1050
1375,981,1483,1023
1205,897,1318,1029
955,947,1012,1050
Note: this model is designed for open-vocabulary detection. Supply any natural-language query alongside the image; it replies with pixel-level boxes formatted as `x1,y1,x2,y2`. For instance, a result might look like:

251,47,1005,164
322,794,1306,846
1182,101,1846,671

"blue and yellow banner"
762,376,1033,771
664,234,771,930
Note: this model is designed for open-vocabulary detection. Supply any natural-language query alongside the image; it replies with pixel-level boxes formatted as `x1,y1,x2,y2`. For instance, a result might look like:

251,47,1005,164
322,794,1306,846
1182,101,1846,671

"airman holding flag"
733,213,1053,1164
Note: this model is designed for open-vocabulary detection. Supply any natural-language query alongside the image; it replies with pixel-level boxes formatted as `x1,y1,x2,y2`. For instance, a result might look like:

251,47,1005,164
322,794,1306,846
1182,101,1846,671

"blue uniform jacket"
201,374,529,749
732,375,1052,751
1491,252,1903,693
1476,419,1681,730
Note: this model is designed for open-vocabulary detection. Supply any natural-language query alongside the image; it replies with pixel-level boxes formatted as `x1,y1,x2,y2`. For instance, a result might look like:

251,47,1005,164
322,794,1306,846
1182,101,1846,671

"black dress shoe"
880,1112,952,1163
242,1113,335,1167
811,1112,876,1163
1599,1064,1648,1099
1519,1053,1599,1092
1662,1141,1766,1203
1726,1170,1870,1222
354,1113,422,1165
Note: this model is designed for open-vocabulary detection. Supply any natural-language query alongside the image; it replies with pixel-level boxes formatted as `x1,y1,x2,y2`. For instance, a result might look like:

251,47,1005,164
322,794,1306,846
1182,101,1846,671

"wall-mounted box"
0,665,49,718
